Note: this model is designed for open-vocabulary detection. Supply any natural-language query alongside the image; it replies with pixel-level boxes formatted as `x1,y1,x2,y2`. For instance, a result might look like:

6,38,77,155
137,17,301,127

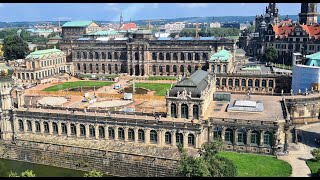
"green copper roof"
306,52,320,67
62,21,94,27
26,48,64,60
85,30,119,36
210,49,231,61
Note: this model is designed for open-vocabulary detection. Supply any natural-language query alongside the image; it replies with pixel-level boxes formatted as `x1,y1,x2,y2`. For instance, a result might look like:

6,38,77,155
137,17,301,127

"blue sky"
0,3,302,22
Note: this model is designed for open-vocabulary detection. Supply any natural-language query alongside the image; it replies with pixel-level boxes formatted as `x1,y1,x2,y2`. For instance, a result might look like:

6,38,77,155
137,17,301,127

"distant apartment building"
210,22,221,28
62,21,101,40
26,28,54,37
12,48,73,85
163,22,185,33
221,23,241,29
185,22,209,29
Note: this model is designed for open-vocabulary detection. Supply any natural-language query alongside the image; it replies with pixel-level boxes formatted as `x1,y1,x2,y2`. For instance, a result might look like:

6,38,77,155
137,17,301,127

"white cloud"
176,3,208,8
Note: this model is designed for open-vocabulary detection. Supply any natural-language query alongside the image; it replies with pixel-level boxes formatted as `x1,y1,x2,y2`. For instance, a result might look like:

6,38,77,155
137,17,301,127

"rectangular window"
237,132,244,144
263,134,271,146
138,131,145,141
165,133,171,144
36,123,40,132
251,133,258,145
225,131,232,143
62,124,67,134
108,128,115,139
71,125,76,135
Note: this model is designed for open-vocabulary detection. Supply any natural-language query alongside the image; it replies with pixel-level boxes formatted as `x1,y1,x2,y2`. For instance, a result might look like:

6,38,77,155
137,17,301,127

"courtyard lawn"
218,151,292,177
306,159,320,176
135,83,172,96
147,76,177,81
43,81,115,92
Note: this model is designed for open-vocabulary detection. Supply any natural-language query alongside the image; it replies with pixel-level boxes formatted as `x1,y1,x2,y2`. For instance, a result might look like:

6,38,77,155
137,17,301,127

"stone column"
171,130,176,147
124,127,128,142
31,120,36,133
57,121,62,136
145,128,150,145
23,119,27,133
188,103,193,120
114,126,118,140
40,120,44,134
95,125,99,139
48,121,53,135
67,122,71,137
246,130,251,146
104,125,109,140
233,128,238,145
13,118,19,133
196,133,201,148
76,123,80,138
221,127,226,142
134,127,139,144
155,65,160,75
132,65,135,76
158,129,163,145
177,102,182,119
260,130,264,146
85,124,90,138
183,132,188,148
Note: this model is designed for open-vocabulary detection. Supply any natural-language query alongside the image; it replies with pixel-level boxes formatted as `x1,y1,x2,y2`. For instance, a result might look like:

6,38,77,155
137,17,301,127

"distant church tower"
119,12,124,29
299,3,318,25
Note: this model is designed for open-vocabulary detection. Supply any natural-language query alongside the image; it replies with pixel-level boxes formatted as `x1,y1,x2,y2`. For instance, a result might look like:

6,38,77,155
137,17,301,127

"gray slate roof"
169,70,212,98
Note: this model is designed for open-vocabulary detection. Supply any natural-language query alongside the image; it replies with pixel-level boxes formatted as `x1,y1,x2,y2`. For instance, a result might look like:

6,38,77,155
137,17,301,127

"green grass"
218,151,292,177
306,159,320,176
147,76,177,81
43,81,115,92
135,83,172,96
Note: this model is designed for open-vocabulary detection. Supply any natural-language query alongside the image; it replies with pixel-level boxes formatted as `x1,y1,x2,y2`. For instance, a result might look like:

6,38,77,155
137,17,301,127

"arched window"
118,128,125,140
217,65,221,73
138,129,145,142
83,52,87,59
35,121,41,132
181,104,189,119
77,52,81,59
235,79,239,87
32,62,35,69
83,64,87,71
89,125,95,137
61,123,67,135
89,64,93,72
250,130,260,146
255,79,260,87
176,132,183,146
26,120,32,131
188,134,195,146
202,53,207,60
213,127,222,141
79,124,86,136
44,122,49,133
237,128,246,144
18,120,24,131
173,53,178,60
128,128,134,141
268,80,274,87
152,52,157,60
180,65,184,73
223,65,227,73
108,127,115,139
228,79,233,86
52,122,58,134
135,52,139,60
159,53,164,60
102,64,106,73
108,64,112,72
173,65,177,73
171,103,177,118
165,132,172,144
241,79,246,87
95,52,99,59
114,64,118,73
248,79,253,87
181,53,185,60
150,130,158,143
152,65,156,74
262,80,267,87
166,53,171,60
120,52,126,60
70,124,76,135
187,65,191,73
77,63,81,71
193,105,199,119
108,52,112,59
166,65,170,73
114,52,118,59
225,128,233,144
263,131,273,146
99,126,105,138
89,52,93,59
216,78,220,86
159,65,163,73
96,64,99,72
102,52,106,59
195,53,200,60
222,78,226,86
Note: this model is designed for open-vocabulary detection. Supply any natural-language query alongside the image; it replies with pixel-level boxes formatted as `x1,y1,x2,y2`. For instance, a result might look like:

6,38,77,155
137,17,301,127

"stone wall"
0,140,178,177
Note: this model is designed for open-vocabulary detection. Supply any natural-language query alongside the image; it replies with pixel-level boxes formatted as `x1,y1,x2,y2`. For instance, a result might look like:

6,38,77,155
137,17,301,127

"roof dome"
0,61,14,78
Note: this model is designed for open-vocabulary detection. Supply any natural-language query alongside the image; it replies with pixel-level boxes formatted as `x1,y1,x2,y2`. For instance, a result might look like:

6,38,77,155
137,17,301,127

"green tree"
47,32,58,38
263,47,278,63
83,169,103,177
311,149,320,161
21,170,36,177
169,32,179,38
8,171,19,177
2,35,29,60
177,142,237,177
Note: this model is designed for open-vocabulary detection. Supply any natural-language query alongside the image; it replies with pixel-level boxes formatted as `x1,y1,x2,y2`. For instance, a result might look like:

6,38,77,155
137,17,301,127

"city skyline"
0,3,302,22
